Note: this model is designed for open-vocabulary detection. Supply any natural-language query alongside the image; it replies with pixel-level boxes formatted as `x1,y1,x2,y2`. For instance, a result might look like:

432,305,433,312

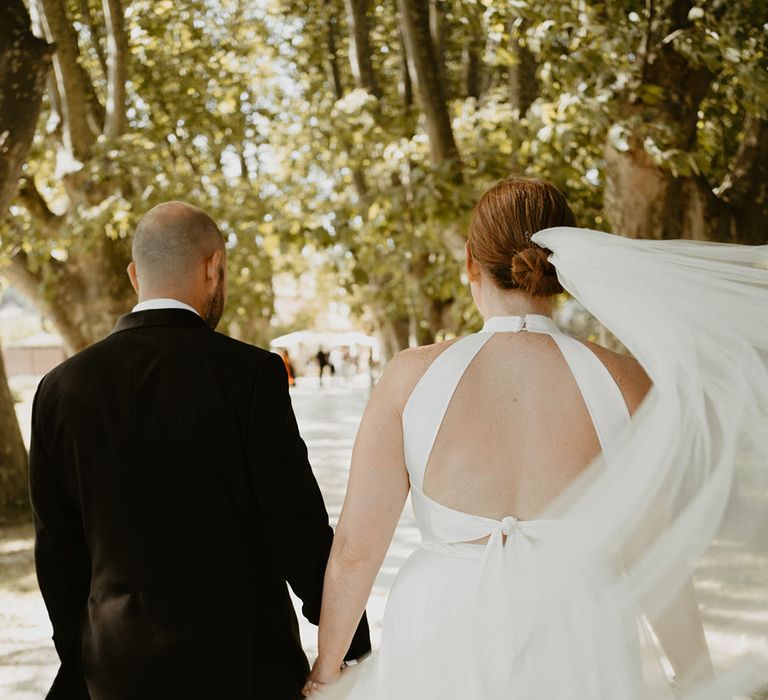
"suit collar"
111,308,211,334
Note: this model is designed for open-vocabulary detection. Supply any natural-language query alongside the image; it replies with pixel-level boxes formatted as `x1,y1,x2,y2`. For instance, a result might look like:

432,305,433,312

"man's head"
128,202,227,329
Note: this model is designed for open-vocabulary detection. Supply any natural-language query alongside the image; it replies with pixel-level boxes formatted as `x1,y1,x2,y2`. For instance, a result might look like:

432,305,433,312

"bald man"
29,202,370,700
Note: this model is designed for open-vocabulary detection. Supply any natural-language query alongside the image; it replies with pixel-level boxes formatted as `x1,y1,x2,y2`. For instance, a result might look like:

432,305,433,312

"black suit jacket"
29,309,370,700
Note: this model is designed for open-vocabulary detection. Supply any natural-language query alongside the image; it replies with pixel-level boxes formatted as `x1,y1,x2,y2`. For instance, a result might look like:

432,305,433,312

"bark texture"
508,25,537,115
344,0,379,97
0,0,51,513
0,0,54,212
603,0,768,243
36,0,101,158
0,346,27,512
8,0,136,350
397,0,460,170
102,0,128,138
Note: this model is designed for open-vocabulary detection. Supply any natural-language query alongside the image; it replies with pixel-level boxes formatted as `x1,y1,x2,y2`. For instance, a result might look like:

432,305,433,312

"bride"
303,178,768,699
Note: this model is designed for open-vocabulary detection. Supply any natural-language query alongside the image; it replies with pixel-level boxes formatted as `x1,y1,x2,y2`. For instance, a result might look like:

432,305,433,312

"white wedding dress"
320,227,768,700
328,314,647,699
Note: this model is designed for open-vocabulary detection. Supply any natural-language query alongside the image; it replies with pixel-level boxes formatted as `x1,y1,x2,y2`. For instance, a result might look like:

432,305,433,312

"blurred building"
0,287,67,378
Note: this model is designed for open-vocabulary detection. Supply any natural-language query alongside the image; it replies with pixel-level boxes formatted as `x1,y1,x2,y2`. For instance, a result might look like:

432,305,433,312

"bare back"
397,317,651,523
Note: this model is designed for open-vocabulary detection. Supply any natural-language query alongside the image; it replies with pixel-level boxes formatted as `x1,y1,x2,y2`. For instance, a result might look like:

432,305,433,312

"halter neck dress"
339,315,646,699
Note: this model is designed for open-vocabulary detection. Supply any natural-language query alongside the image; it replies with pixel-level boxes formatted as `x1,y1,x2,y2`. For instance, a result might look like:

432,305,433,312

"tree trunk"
0,0,52,515
603,138,730,240
399,29,413,109
0,0,54,212
428,0,449,101
78,0,108,80
376,315,411,362
397,0,461,172
344,0,379,97
462,41,481,100
424,296,450,342
326,13,345,101
715,115,768,245
7,242,134,353
7,0,137,350
36,0,102,159
508,22,537,115
603,3,767,243
102,0,128,138
0,345,28,512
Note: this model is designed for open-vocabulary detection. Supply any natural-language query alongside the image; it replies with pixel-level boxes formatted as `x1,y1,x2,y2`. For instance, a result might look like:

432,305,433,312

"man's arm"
29,377,90,659
248,353,370,660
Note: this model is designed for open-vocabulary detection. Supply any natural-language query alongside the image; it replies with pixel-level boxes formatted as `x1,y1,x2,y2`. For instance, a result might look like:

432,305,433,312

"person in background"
279,348,296,388
316,348,329,386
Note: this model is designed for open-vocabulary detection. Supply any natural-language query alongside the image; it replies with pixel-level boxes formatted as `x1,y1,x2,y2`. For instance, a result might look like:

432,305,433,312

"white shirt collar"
132,298,200,317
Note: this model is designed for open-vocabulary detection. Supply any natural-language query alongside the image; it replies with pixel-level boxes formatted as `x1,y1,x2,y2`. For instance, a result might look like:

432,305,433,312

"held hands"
301,657,343,697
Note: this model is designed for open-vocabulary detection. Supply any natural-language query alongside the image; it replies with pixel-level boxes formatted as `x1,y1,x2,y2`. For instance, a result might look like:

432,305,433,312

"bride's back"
404,329,648,523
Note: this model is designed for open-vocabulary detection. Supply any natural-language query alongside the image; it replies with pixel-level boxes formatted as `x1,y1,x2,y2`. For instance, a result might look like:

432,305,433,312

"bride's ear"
465,241,481,282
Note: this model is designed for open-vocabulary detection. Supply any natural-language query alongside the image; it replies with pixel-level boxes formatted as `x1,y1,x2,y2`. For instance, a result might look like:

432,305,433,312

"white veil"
531,226,768,699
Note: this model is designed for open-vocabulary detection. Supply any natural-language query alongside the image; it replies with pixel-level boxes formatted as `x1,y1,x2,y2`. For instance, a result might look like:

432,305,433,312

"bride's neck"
474,281,554,320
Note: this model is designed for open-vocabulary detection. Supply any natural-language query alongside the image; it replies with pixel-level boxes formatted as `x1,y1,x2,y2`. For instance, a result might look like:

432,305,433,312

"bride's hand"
301,657,343,697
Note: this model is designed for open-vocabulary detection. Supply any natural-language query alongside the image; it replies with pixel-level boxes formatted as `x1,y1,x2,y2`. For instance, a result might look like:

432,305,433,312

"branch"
324,7,369,200
36,0,101,158
78,0,108,80
7,248,43,297
0,0,54,212
326,12,345,101
639,0,655,84
716,114,768,209
399,29,413,110
5,249,88,354
461,20,483,100
428,0,450,101
102,0,128,138
507,19,537,115
344,0,380,98
16,176,63,235
397,0,461,173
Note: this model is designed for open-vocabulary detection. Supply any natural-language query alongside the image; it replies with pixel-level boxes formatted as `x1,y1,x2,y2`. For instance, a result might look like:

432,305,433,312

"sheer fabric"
527,227,768,698
320,227,768,699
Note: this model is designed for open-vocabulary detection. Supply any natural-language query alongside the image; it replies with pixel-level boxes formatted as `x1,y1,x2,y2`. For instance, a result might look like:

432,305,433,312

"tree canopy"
1,0,766,354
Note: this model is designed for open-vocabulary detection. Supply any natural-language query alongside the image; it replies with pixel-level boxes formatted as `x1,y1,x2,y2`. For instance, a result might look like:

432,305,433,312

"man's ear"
127,261,140,295
465,241,480,282
206,249,224,283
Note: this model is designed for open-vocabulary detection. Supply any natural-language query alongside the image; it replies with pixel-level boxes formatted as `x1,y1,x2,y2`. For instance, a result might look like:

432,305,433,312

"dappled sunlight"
2,382,766,690
0,526,56,698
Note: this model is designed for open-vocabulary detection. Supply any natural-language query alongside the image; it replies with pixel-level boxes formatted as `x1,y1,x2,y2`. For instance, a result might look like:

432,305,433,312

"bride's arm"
311,354,413,684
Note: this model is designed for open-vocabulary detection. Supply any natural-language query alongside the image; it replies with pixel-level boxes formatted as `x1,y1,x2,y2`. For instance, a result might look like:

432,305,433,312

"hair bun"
510,246,563,297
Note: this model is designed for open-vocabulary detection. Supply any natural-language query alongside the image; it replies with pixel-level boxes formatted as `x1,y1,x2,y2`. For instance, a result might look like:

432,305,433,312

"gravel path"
1,375,765,698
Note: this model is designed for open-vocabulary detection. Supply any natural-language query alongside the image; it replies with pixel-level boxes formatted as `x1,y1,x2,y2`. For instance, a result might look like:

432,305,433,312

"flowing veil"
528,226,768,698
318,227,768,700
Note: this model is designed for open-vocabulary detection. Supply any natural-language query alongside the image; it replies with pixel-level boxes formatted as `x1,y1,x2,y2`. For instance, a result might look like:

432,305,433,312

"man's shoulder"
206,331,276,365
40,329,276,392
39,335,115,389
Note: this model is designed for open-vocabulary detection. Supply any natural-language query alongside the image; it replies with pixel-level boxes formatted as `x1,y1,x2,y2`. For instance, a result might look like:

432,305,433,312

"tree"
0,0,53,512
398,0,461,171
1,0,276,352
602,0,768,243
508,0,768,243
5,0,765,370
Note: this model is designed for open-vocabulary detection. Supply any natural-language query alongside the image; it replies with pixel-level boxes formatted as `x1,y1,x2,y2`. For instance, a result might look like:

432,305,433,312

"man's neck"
132,297,202,317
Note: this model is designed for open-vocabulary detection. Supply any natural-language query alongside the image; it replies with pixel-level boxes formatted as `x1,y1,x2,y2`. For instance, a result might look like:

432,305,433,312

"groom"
29,202,370,699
